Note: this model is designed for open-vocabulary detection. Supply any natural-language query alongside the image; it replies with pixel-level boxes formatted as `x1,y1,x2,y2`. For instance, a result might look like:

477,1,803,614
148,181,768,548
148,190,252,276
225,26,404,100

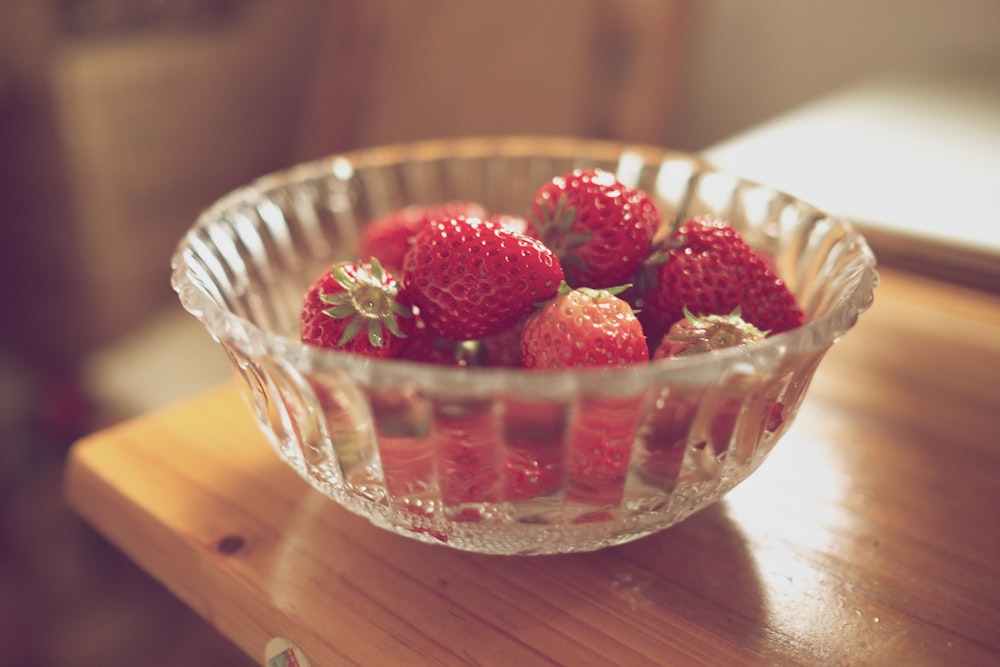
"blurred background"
1,0,998,664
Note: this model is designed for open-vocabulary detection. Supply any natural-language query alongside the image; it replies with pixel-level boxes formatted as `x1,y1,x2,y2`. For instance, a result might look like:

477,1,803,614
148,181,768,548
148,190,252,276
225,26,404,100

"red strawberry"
501,399,566,501
634,394,698,490
360,201,487,273
521,283,649,370
652,307,766,359
402,216,564,341
479,317,527,367
487,212,530,235
528,169,660,289
638,308,768,488
300,258,414,357
565,395,643,507
432,399,503,507
399,328,480,366
637,215,804,346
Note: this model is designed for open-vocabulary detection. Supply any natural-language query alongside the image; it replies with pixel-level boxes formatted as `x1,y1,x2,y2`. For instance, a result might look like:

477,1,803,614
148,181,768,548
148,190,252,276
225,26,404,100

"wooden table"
64,266,1000,666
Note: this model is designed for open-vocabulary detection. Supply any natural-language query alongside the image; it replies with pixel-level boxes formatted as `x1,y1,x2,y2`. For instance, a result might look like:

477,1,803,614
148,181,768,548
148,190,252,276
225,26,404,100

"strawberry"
479,317,527,367
636,215,804,347
652,307,766,359
521,283,649,370
487,212,530,235
432,399,503,507
402,216,564,341
528,168,660,289
501,399,566,501
565,395,643,507
637,308,768,489
300,258,414,357
399,328,481,366
634,394,698,490
518,283,648,505
360,201,487,273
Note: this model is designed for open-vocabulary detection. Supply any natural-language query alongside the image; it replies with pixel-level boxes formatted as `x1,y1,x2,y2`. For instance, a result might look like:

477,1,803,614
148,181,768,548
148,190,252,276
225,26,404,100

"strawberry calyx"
529,191,593,272
568,282,632,300
654,307,767,359
537,281,631,307
319,257,413,348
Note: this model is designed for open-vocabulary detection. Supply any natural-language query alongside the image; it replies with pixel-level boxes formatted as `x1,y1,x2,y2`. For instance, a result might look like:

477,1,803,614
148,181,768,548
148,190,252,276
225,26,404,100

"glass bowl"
170,136,878,555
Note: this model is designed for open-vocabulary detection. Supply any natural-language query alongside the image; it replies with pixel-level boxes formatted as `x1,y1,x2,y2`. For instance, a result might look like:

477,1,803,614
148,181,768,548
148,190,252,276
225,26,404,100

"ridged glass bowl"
171,136,877,555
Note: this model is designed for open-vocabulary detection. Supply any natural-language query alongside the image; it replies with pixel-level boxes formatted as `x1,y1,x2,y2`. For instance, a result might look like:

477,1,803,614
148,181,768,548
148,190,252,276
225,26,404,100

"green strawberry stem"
320,257,411,348
531,192,592,271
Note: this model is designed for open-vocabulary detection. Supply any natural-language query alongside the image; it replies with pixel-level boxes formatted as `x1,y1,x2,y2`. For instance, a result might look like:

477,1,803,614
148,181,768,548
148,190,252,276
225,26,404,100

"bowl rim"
171,135,879,397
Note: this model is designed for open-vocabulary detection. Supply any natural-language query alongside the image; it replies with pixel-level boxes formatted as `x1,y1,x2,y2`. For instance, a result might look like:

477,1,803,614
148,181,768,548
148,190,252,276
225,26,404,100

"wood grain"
64,266,1000,666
